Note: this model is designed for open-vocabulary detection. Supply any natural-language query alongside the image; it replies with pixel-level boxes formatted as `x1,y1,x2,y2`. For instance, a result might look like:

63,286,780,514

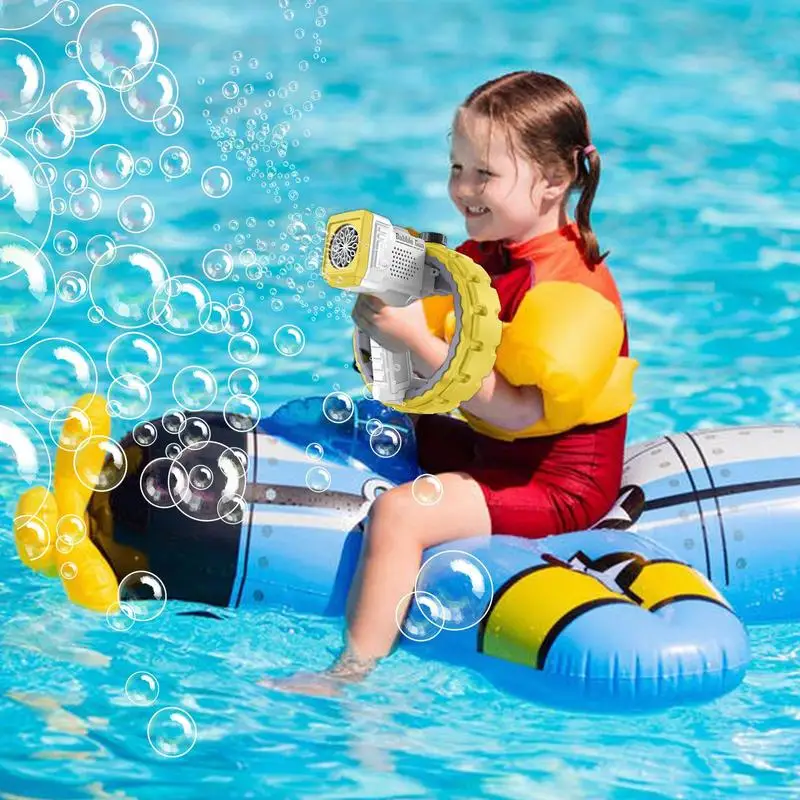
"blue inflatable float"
20,394,800,711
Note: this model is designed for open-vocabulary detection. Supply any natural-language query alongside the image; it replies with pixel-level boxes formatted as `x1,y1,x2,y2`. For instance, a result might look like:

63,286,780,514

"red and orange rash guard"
426,221,637,440
415,223,635,535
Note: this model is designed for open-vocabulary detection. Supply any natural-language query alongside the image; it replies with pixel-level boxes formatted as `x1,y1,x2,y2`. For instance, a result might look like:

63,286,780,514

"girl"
273,70,634,695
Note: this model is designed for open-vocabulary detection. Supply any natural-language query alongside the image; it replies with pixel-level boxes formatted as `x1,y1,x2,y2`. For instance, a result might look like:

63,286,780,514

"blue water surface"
1,0,799,797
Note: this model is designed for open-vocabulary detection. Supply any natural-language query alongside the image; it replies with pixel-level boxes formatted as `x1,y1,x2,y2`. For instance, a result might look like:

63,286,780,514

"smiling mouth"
464,205,490,217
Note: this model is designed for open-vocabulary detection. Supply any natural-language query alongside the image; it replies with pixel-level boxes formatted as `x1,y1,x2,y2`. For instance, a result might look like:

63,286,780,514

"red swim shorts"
414,413,627,539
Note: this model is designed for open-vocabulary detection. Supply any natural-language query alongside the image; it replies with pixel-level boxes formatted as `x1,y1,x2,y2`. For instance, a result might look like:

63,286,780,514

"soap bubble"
107,332,162,384
89,244,169,329
107,373,151,420
59,561,77,580
221,81,239,99
118,194,155,233
77,5,159,89
118,569,167,622
227,292,244,310
305,442,323,461
218,493,246,525
12,513,51,564
0,405,52,520
172,366,217,412
153,105,183,136
412,474,444,506
63,168,87,193
125,671,159,705
86,234,115,264
370,425,402,459
397,590,445,643
32,161,56,187
16,338,96,419
132,420,157,446
200,301,228,334
201,166,232,198
159,145,190,178
168,440,247,523
69,187,102,220
224,306,253,335
120,62,178,122
89,143,134,190
73,434,127,492
135,156,152,175
53,229,78,255
223,394,259,432
161,408,185,434
0,38,45,119
202,248,233,281
164,442,181,459
48,405,92,452
189,464,213,490
305,465,330,493
0,233,55,345
228,332,259,364
228,367,258,396
147,707,197,759
178,417,211,450
0,138,55,248
273,324,305,357
106,601,135,632
140,457,186,508
415,550,494,632
50,79,106,137
30,113,75,159
322,392,353,423
54,1,80,26
365,418,382,436
151,276,211,336
56,513,86,546
0,1,60,30
65,40,80,59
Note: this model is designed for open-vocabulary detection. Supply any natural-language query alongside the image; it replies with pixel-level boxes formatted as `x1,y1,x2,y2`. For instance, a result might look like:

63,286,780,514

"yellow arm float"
441,281,639,439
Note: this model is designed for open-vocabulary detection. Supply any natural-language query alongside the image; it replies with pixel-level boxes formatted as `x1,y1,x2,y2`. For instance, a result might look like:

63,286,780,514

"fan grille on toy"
329,224,359,268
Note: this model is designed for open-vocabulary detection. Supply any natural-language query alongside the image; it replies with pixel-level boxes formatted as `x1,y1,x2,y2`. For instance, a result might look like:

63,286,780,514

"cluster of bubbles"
398,551,495,643
193,5,348,324
136,414,250,525
113,574,197,757
1,0,493,744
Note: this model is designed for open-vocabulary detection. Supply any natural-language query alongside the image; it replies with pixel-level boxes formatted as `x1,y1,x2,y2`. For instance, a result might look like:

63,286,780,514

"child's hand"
352,295,432,354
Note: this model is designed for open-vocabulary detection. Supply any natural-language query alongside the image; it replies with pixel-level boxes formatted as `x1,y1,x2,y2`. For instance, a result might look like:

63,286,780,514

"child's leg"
342,470,491,666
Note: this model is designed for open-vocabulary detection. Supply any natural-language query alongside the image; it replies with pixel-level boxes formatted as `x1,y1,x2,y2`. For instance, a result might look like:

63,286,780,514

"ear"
541,174,571,202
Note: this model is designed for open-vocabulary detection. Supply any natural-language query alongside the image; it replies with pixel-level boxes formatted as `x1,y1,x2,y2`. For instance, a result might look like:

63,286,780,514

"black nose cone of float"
86,412,251,608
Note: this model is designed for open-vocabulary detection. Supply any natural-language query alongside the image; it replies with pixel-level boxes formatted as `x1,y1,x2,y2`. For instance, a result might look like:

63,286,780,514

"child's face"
447,108,547,243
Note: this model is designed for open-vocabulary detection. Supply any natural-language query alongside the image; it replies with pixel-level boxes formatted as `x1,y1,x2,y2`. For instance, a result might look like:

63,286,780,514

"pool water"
1,0,799,797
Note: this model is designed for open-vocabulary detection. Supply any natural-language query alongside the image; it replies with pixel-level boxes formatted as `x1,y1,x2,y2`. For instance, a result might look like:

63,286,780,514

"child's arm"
410,335,543,431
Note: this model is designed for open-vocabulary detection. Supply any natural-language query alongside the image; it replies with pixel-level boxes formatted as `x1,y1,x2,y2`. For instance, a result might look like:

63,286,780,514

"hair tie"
583,144,597,156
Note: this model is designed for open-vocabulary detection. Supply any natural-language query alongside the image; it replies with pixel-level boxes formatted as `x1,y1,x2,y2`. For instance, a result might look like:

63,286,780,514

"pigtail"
574,148,607,267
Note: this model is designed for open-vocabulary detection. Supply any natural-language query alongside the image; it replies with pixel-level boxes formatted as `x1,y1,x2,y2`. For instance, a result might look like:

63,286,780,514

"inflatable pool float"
17,392,800,711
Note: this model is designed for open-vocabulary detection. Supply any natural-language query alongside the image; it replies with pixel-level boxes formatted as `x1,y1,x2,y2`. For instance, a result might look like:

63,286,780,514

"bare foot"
258,672,344,698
